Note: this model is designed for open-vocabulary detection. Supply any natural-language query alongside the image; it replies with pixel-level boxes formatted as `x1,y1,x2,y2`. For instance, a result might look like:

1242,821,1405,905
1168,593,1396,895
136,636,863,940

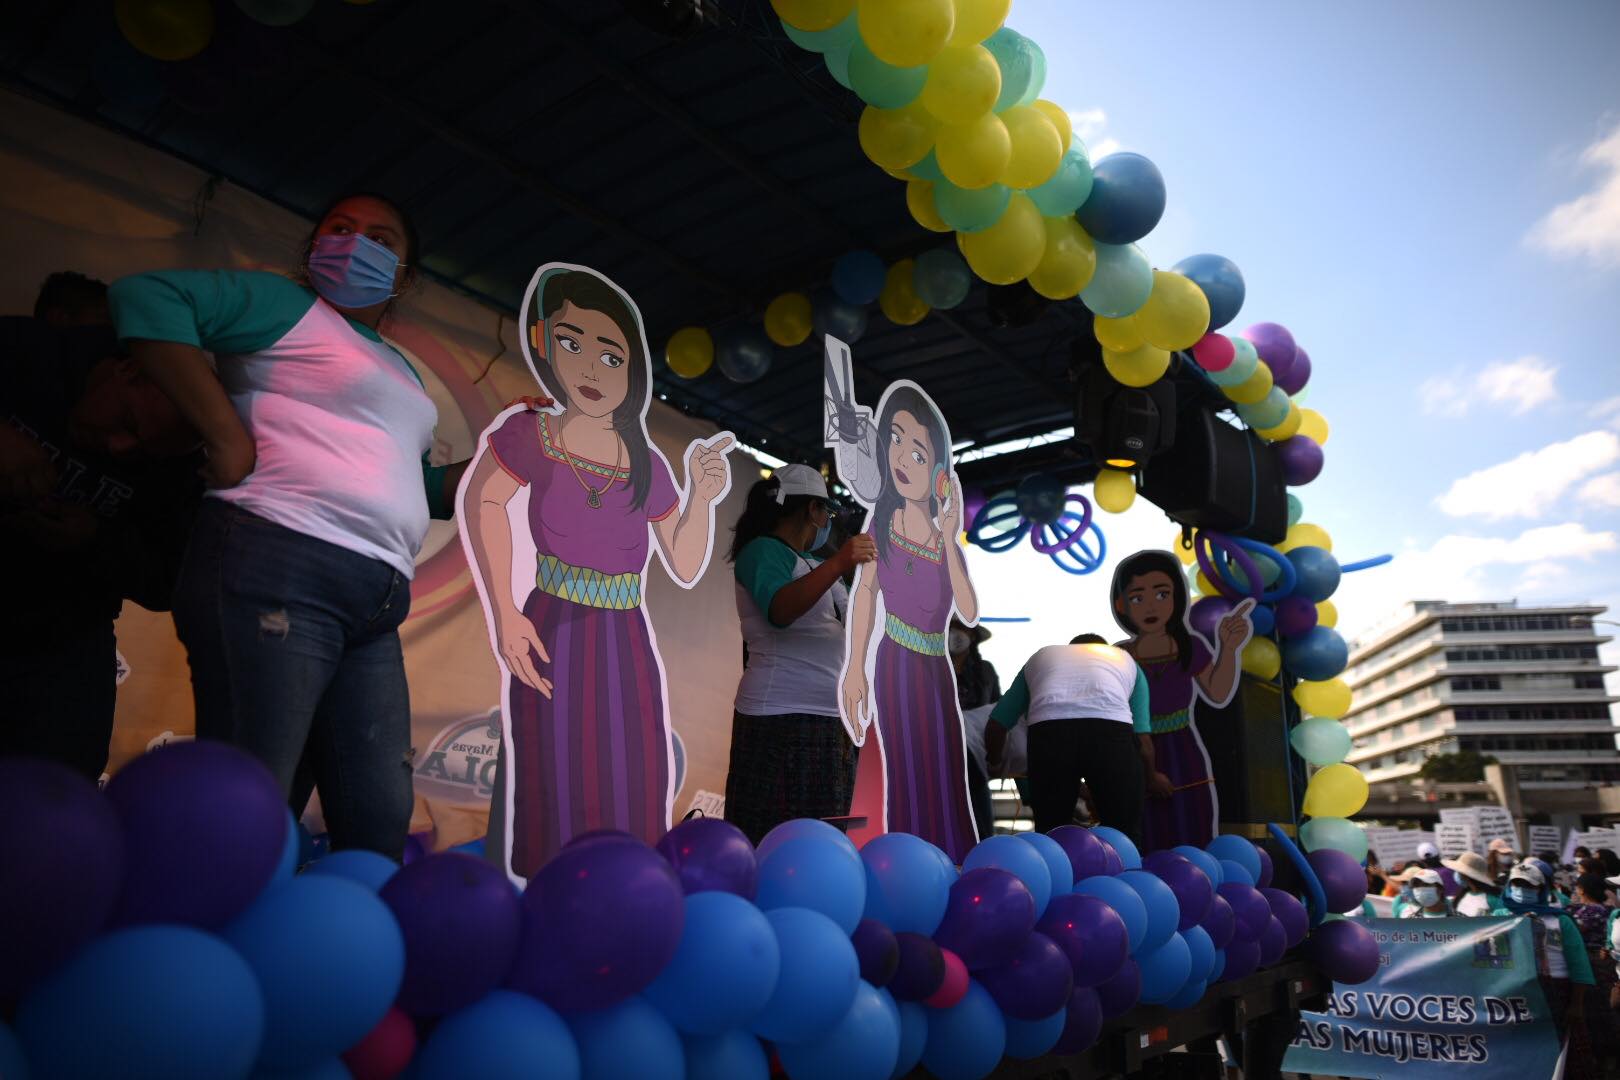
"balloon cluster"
1,742,1379,1080
963,474,1106,576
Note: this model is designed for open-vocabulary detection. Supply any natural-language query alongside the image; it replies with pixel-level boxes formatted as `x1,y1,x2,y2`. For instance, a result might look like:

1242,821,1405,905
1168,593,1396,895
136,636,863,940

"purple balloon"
1274,595,1319,638
381,853,522,1017
978,931,1073,1020
402,833,430,866
888,932,945,1001
1257,917,1287,967
1188,595,1234,642
1216,882,1270,942
655,817,758,900
1052,986,1104,1055
1241,322,1297,384
1220,937,1260,982
1307,849,1366,914
1047,826,1110,881
1094,958,1141,1018
1261,888,1308,949
1276,436,1324,486
506,838,684,1011
852,919,899,988
1276,346,1311,396
0,760,125,999
1142,852,1213,931
106,741,288,930
1200,894,1236,950
1100,842,1124,877
963,488,989,531
566,828,640,849
1036,894,1128,988
933,868,1036,972
1310,919,1380,984
1255,846,1274,889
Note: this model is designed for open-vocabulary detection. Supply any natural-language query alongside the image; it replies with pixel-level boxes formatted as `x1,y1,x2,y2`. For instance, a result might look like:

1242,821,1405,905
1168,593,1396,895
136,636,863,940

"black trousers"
1027,717,1143,847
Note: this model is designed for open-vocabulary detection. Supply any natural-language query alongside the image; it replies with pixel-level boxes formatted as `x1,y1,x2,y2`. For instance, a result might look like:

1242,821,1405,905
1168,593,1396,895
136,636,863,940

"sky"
958,0,1620,680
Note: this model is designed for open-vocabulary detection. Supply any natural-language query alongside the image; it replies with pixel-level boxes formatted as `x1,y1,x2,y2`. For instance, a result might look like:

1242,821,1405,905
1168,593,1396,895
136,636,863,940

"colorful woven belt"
884,612,946,656
1150,707,1191,734
536,554,641,610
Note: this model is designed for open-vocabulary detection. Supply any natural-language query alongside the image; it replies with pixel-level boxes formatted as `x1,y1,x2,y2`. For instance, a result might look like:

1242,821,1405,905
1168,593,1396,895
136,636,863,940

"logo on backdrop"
415,711,503,804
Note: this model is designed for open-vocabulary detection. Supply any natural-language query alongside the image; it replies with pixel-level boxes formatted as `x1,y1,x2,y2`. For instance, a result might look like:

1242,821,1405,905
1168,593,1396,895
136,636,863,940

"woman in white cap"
722,465,876,843
1486,836,1517,885
1414,840,1460,897
1443,850,1502,916
1398,868,1453,918
1488,860,1597,1073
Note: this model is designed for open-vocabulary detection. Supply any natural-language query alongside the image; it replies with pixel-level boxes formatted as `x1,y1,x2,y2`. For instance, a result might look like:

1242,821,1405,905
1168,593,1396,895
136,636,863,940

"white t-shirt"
733,539,849,717
1015,643,1142,726
1455,891,1493,917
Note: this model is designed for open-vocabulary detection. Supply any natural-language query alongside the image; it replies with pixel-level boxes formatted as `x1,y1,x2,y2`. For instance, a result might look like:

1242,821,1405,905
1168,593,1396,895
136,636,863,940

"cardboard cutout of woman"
838,381,981,863
460,263,734,880
1111,550,1252,851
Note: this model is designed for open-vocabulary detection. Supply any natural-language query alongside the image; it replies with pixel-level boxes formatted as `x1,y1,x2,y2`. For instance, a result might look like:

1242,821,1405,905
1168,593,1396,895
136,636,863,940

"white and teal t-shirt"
109,270,445,579
733,536,848,717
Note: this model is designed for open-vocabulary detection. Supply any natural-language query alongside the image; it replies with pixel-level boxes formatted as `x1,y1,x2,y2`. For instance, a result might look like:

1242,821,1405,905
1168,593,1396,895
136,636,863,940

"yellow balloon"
665,327,714,379
1134,270,1211,351
1303,763,1369,819
1255,403,1303,442
906,180,952,233
879,259,931,326
857,0,954,67
960,193,1045,285
1194,569,1216,595
115,0,214,61
999,105,1063,190
1278,522,1333,553
772,0,855,31
1294,678,1352,720
1032,100,1072,154
858,103,936,171
764,292,814,347
936,111,1011,190
1103,342,1171,388
1027,215,1097,299
948,0,1010,45
1094,468,1136,513
884,166,917,181
1093,314,1145,352
1174,533,1196,565
920,45,1001,125
1242,637,1282,680
1316,600,1339,629
1223,361,1273,404
1298,408,1330,445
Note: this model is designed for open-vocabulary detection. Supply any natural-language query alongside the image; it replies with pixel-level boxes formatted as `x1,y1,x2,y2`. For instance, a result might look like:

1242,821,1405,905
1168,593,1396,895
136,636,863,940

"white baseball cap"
1409,868,1443,887
772,463,830,504
1416,842,1439,859
1508,860,1545,888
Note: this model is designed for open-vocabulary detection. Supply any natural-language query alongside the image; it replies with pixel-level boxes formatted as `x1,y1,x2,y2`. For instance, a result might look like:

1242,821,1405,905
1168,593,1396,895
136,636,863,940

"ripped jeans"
172,499,414,859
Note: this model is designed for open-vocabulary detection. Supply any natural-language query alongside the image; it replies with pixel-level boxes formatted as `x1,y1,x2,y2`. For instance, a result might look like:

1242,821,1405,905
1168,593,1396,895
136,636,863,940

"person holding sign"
1490,860,1597,1072
1397,869,1452,918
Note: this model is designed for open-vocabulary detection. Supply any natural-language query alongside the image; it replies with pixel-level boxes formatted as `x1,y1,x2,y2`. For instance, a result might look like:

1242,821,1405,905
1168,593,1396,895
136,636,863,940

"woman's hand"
938,471,962,536
495,607,552,698
1218,597,1256,654
202,429,256,489
836,533,877,574
688,434,734,506
1147,771,1175,799
839,670,870,745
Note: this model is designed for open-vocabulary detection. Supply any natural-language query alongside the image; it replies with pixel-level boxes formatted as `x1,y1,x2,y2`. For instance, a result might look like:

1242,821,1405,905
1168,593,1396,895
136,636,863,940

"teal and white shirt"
110,270,449,579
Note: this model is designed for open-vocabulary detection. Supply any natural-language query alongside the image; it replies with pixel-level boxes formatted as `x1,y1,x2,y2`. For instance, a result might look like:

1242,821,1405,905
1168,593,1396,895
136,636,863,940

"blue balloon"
0,1022,27,1080
682,1029,769,1080
812,289,869,344
985,28,1045,111
1079,242,1153,319
1029,146,1095,217
964,835,1053,919
1088,827,1141,870
1173,846,1224,889
1020,832,1075,895
1183,925,1217,985
273,807,299,884
254,1058,352,1079
831,251,888,306
1219,859,1256,888
1171,254,1246,331
715,327,773,385
921,980,1005,1080
1004,1008,1066,1060
1249,603,1277,637
848,39,926,109
302,849,399,892
1281,625,1349,681
644,892,781,1035
894,998,928,1076
1237,387,1291,430
567,997,682,1080
16,926,263,1080
758,834,867,934
775,981,901,1080
751,907,859,1043
1075,152,1166,245
223,876,403,1070
1164,978,1208,1010
1117,870,1178,954
1136,933,1192,1004
1206,836,1262,885
1073,875,1148,953
912,248,973,310
824,46,852,90
1287,493,1304,526
934,179,1011,233
758,817,858,862
860,832,951,935
1286,546,1343,604
779,11,857,53
448,837,486,858
909,150,944,182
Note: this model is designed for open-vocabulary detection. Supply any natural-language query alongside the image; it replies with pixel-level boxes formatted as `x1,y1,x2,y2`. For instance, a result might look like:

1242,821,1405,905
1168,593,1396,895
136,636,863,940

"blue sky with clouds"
961,1,1620,674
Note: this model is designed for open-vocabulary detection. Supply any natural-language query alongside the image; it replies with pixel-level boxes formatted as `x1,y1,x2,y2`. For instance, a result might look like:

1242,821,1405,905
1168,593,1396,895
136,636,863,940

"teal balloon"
935,180,1011,233
1299,817,1368,864
781,12,858,53
1079,242,1153,319
1287,494,1304,526
913,249,972,310
1236,387,1290,430
1028,146,1094,215
986,28,1045,112
848,40,926,108
825,47,852,89
909,149,944,183
1206,336,1258,387
1290,718,1351,766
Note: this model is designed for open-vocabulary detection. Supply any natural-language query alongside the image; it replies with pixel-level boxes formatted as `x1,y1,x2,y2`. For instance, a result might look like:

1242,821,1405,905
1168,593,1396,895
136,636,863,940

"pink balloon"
925,947,970,1009
1192,333,1235,372
342,1006,417,1080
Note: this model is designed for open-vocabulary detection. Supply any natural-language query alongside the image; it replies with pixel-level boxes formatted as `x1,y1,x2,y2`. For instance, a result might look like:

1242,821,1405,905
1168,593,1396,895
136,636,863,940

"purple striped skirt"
1140,724,1217,852
873,636,978,863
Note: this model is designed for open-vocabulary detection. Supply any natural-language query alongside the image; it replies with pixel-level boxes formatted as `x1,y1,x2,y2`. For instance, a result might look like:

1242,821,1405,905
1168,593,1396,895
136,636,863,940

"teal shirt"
1484,899,1597,984
990,661,1151,733
734,537,811,629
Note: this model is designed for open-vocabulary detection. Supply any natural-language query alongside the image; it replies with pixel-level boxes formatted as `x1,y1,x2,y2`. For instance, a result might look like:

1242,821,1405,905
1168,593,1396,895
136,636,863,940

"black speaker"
1201,674,1301,835
1139,406,1287,542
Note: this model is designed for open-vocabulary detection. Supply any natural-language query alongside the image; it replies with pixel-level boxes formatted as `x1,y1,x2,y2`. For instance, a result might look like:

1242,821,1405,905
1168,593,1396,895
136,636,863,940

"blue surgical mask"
1507,884,1539,906
809,519,831,554
1413,886,1441,907
307,232,402,309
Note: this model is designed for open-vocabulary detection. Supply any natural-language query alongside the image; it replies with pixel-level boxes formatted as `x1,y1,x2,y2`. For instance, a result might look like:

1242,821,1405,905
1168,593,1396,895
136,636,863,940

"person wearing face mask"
1489,861,1596,1073
720,466,876,845
1398,869,1452,918
110,192,465,859
1486,837,1517,885
1443,850,1502,916
1387,865,1423,918
1414,840,1460,898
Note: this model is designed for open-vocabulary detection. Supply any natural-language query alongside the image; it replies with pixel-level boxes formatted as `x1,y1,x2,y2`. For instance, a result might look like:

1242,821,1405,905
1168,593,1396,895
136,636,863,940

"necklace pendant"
587,490,602,509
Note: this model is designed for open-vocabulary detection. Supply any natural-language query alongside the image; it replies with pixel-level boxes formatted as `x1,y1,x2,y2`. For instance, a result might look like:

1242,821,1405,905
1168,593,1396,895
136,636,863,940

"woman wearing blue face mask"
109,192,464,859
721,465,876,844
1489,860,1596,1070
1397,869,1452,918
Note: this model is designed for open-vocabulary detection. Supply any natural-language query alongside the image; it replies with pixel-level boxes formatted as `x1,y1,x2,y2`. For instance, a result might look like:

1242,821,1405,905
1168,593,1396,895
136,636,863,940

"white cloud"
1589,396,1620,427
1578,472,1620,509
1417,356,1559,417
1528,119,1620,267
1069,107,1121,161
1434,430,1619,520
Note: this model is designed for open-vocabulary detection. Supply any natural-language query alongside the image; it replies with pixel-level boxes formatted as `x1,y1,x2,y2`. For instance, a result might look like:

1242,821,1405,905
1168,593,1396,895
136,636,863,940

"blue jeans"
173,499,414,859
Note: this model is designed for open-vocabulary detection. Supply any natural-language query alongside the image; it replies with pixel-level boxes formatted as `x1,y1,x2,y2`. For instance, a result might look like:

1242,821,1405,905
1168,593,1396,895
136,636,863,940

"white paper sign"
1527,825,1563,858
1435,822,1476,859
1473,807,1519,850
